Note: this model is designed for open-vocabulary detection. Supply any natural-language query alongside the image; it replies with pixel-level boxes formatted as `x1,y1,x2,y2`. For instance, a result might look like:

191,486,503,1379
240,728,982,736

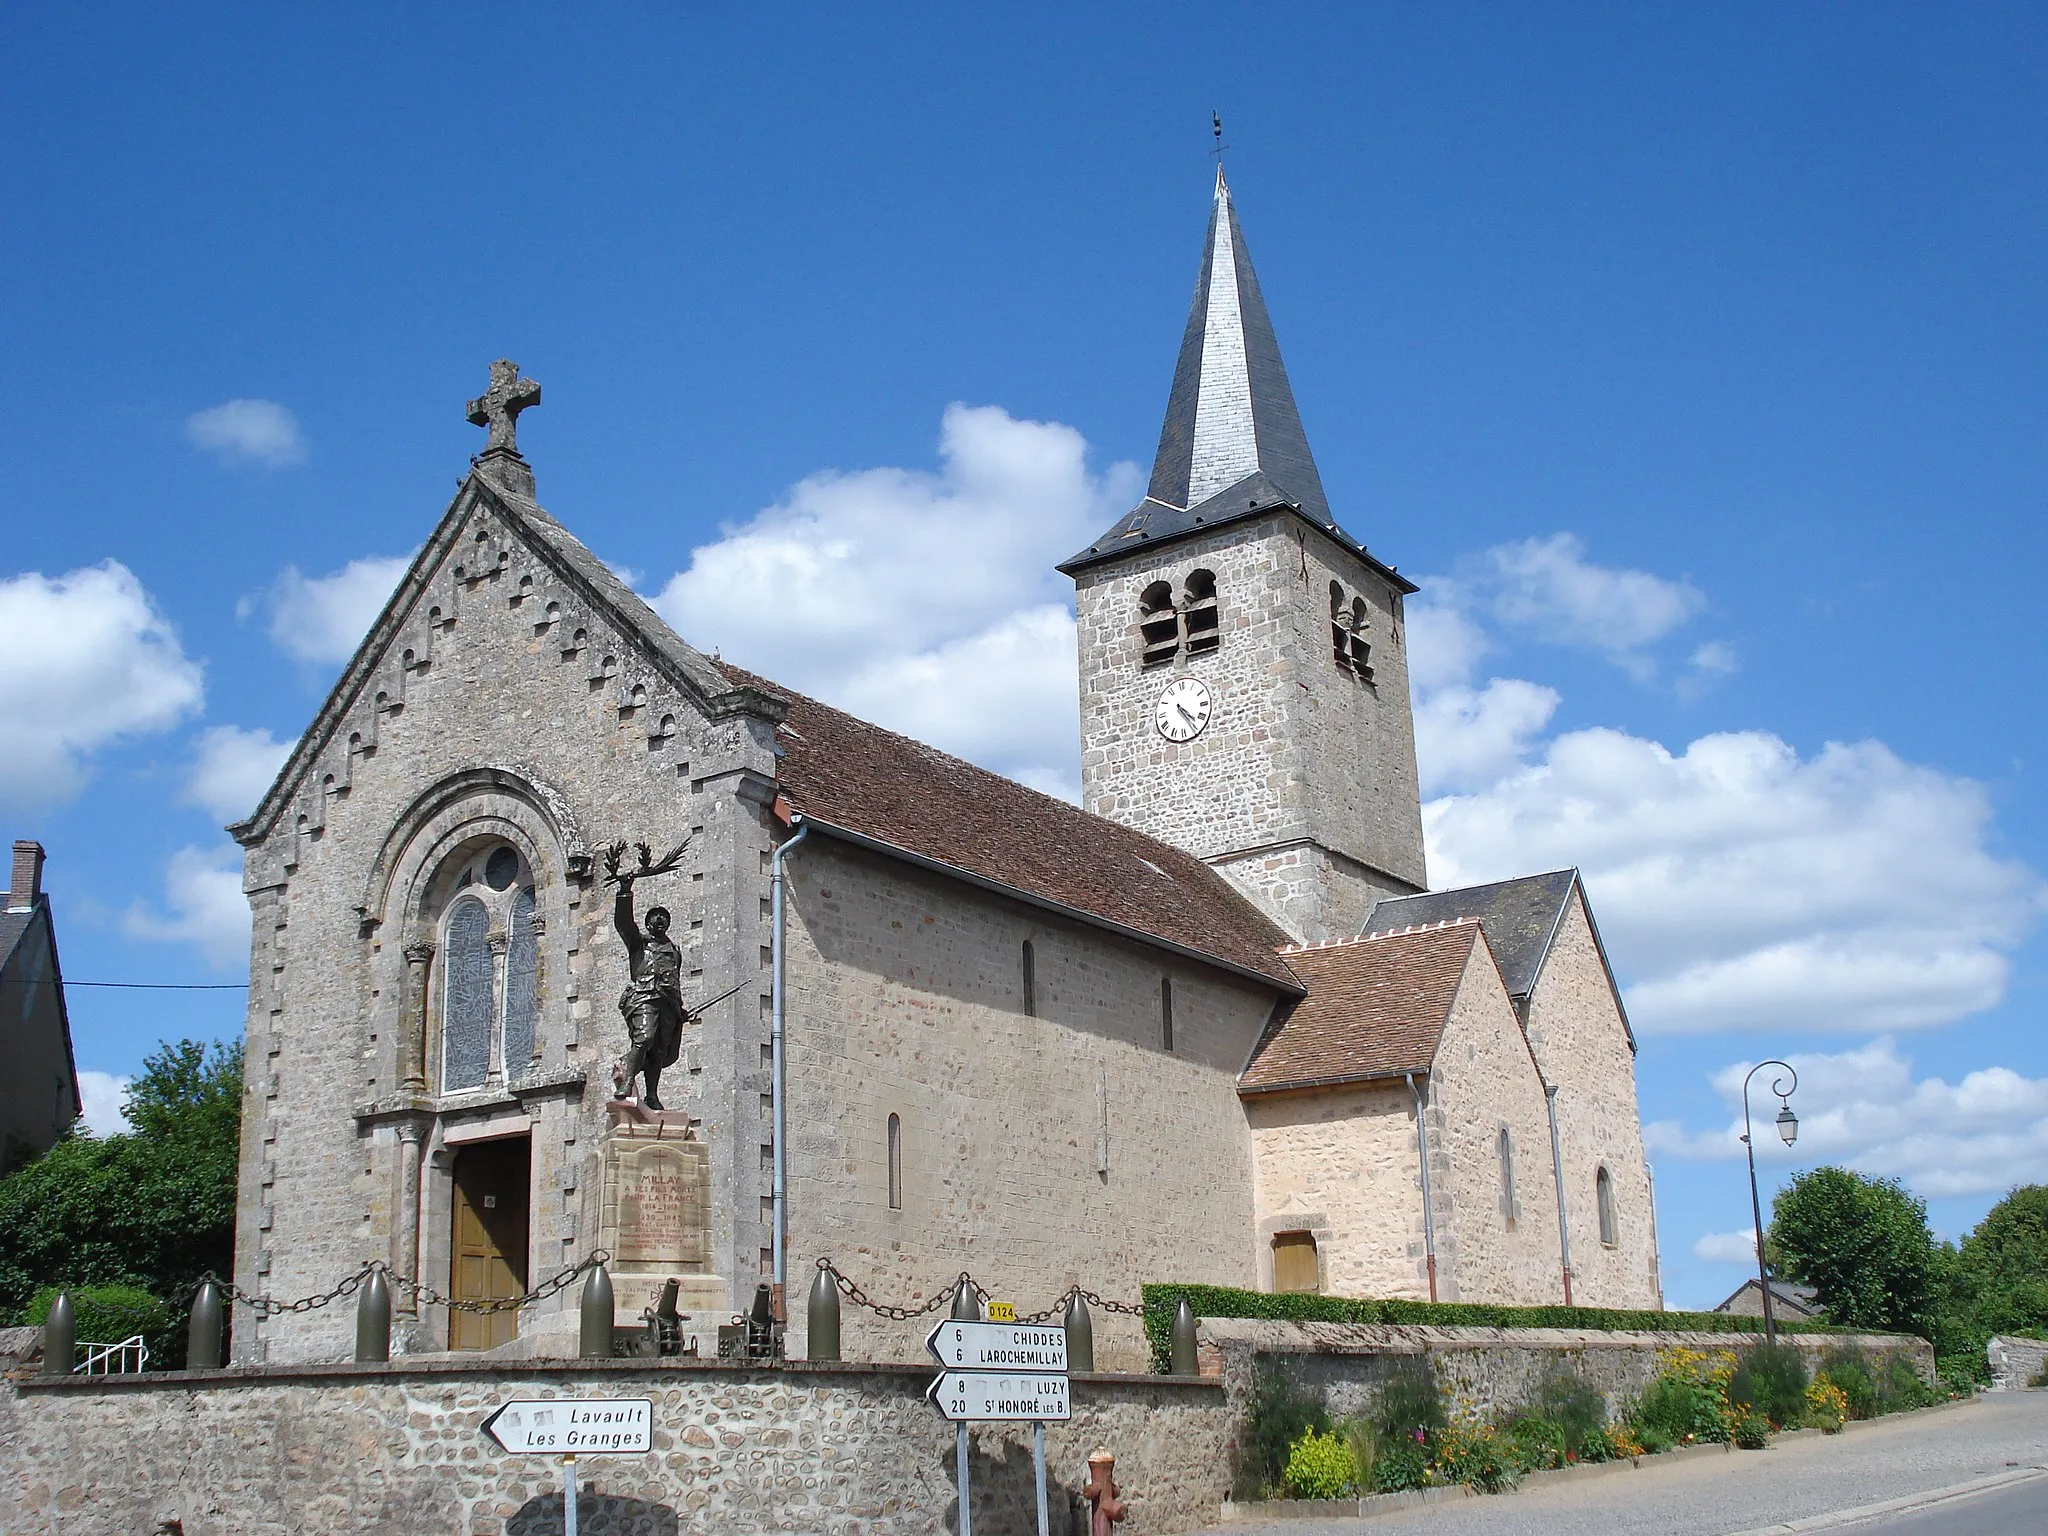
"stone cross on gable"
466,360,541,456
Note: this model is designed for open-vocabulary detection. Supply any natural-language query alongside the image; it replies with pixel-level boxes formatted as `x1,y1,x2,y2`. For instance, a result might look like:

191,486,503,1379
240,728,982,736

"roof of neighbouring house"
1364,870,1582,999
723,666,1306,993
1238,922,1490,1093
1711,1278,1822,1318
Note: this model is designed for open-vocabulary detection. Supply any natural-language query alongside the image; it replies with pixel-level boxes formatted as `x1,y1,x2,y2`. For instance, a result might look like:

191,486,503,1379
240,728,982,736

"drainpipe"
770,816,811,1314
1405,1072,1438,1302
1544,1084,1574,1306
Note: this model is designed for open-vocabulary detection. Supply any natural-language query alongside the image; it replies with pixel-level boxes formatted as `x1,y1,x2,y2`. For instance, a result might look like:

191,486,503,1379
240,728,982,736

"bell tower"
1061,170,1427,942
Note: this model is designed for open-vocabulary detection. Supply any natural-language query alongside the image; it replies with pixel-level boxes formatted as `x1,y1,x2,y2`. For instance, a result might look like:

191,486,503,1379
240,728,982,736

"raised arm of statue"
614,882,642,952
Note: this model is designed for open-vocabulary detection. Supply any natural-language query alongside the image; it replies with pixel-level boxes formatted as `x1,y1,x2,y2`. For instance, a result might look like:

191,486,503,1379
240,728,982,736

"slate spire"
1148,168,1331,526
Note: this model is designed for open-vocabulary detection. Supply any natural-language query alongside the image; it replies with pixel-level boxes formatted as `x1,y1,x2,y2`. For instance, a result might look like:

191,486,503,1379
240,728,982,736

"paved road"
1192,1393,2048,1536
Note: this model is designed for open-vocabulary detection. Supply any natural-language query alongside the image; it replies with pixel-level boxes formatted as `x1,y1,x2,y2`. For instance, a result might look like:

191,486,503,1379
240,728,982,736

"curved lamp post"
1741,1059,1799,1345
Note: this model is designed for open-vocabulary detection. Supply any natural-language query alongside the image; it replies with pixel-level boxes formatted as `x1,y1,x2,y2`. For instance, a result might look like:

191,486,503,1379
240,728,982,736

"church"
228,169,1659,1369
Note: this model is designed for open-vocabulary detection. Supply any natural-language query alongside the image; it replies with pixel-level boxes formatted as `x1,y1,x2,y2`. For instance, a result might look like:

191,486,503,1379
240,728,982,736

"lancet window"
1498,1127,1520,1231
1139,580,1179,667
1596,1166,1617,1247
435,841,540,1093
1181,569,1220,655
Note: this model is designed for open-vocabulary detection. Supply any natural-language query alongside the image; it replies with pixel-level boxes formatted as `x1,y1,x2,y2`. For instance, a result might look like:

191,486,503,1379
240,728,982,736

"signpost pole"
562,1454,578,1536
1032,1420,1048,1536
956,1421,972,1536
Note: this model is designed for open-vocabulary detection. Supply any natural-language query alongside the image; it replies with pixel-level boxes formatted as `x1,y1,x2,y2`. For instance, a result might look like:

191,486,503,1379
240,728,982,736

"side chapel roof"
722,666,1305,992
1238,921,1489,1094
1059,169,1411,593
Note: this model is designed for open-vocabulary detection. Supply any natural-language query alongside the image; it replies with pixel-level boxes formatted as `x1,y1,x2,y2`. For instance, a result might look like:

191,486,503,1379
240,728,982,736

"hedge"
1139,1283,1881,1374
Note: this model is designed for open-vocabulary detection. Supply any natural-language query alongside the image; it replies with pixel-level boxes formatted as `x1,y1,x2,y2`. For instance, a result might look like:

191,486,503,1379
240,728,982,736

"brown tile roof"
1238,922,1486,1093
722,667,1303,990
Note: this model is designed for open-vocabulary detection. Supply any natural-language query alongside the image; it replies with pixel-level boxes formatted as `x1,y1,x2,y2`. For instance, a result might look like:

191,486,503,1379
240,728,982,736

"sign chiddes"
924,1319,1069,1373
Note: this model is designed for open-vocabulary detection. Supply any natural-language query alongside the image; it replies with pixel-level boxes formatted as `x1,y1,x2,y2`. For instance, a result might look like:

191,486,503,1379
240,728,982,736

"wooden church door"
449,1137,530,1350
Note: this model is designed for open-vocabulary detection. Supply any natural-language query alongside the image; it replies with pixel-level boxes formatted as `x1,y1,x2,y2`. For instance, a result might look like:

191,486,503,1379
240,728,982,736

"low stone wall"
1986,1335,2048,1391
0,1354,1227,1536
1199,1318,1933,1490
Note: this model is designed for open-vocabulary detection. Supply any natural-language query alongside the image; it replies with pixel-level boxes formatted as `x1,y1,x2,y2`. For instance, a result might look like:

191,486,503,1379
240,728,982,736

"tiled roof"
723,667,1304,991
0,909,31,971
1239,922,1483,1093
1364,870,1579,999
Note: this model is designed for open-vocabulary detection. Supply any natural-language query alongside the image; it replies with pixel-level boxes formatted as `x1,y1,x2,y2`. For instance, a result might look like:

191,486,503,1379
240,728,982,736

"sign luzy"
928,1370,1072,1423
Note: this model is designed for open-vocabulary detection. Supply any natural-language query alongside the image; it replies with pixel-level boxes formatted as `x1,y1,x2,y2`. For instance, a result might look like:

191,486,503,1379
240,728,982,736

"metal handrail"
74,1335,148,1375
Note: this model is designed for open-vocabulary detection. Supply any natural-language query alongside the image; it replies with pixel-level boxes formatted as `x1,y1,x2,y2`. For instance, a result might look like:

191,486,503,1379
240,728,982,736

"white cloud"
1414,678,1560,797
652,403,1136,788
123,844,249,970
1647,1039,2048,1199
1429,729,2038,1034
249,553,411,665
1480,533,1705,672
1689,640,1739,678
1692,1228,1761,1265
184,399,306,468
75,1070,132,1137
184,725,294,827
0,561,206,811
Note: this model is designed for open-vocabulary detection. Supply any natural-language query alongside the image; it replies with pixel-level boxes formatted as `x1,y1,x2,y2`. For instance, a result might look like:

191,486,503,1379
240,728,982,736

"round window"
484,846,520,891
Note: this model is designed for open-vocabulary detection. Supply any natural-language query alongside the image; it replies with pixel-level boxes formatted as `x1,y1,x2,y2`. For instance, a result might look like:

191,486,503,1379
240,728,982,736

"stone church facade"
229,171,1658,1368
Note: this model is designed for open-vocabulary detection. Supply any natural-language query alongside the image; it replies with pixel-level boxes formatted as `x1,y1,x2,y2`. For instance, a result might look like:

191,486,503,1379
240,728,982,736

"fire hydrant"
1082,1449,1127,1536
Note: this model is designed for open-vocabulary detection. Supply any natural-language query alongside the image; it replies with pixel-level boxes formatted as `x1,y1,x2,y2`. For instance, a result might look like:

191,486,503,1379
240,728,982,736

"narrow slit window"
1138,580,1179,667
1272,1231,1319,1293
1021,940,1036,1017
1181,569,1220,655
1498,1128,1519,1230
1348,597,1373,680
1596,1166,1616,1247
887,1113,903,1210
1160,976,1174,1052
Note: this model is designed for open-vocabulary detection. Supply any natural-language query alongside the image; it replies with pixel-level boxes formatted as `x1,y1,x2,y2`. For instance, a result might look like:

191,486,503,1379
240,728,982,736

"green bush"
1728,1343,1809,1429
1505,1415,1568,1472
24,1284,173,1369
1631,1374,1729,1446
1371,1435,1431,1492
1282,1427,1355,1500
1432,1421,1520,1493
1243,1361,1328,1496
1521,1368,1609,1459
1732,1410,1772,1450
1139,1283,1852,1370
1872,1351,1937,1412
1340,1418,1378,1492
1369,1355,1446,1442
1817,1348,1878,1419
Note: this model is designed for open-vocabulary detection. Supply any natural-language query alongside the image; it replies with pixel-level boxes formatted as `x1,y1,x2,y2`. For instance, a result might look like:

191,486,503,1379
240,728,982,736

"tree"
1769,1167,1939,1336
0,1038,242,1362
1945,1185,2048,1368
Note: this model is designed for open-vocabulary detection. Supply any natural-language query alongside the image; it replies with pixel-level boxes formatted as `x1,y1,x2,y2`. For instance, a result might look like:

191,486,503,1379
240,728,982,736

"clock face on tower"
1155,677,1213,742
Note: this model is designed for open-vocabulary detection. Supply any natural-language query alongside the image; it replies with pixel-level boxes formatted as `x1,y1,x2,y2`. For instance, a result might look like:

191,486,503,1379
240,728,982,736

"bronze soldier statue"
605,840,688,1110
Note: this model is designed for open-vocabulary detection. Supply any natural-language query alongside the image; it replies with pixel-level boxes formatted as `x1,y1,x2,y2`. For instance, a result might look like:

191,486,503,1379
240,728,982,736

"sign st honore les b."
924,1320,1070,1423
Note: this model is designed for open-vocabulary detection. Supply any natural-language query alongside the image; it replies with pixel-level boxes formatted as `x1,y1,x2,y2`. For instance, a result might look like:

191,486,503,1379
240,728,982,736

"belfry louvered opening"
1181,569,1220,655
1139,580,1179,667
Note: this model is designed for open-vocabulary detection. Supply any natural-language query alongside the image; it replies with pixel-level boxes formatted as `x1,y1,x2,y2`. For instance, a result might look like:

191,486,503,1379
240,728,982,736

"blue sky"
4,5,2045,1309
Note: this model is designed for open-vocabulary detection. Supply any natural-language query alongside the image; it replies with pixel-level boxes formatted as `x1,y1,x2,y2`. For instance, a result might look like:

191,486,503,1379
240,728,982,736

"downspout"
1405,1072,1438,1302
1544,1083,1574,1306
770,815,811,1315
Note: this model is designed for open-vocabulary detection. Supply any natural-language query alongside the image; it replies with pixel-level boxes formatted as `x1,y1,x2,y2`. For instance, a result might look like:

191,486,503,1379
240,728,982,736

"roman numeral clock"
1154,677,1212,742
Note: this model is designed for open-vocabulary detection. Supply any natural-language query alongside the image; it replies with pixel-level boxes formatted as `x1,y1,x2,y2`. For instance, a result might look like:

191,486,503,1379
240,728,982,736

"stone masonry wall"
1427,949,1565,1305
1243,1080,1427,1298
1072,514,1426,942
233,479,780,1360
1521,891,1661,1308
781,839,1274,1369
0,1356,1228,1536
1200,1317,1935,1490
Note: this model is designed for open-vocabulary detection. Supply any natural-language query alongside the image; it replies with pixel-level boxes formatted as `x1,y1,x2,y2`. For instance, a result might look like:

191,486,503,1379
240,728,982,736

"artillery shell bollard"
1063,1290,1094,1374
950,1273,982,1322
354,1269,391,1363
41,1290,75,1377
580,1262,615,1359
187,1279,225,1370
807,1265,841,1362
1169,1298,1198,1377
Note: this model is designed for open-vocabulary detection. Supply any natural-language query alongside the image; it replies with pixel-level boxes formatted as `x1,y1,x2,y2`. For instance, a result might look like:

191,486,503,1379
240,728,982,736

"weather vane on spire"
1211,112,1227,169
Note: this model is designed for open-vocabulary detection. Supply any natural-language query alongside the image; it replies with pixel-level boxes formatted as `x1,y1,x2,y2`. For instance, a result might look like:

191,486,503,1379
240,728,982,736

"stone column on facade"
396,1120,427,1318
400,941,436,1091
527,908,547,1072
486,924,511,1087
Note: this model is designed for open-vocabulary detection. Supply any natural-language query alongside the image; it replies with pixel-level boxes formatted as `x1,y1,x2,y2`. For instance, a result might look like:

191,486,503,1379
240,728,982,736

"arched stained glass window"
443,895,493,1091
503,887,538,1079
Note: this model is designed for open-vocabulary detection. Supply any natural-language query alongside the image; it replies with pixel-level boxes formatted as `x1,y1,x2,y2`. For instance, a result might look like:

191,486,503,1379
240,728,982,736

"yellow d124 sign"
986,1302,1016,1321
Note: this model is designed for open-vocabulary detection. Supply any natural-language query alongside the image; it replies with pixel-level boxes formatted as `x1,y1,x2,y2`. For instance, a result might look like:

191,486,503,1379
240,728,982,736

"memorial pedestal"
599,1101,727,1347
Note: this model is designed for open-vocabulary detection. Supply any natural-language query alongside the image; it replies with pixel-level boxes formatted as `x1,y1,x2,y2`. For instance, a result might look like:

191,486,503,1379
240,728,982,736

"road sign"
480,1397,654,1455
925,1319,1069,1373
986,1301,1016,1321
928,1370,1072,1422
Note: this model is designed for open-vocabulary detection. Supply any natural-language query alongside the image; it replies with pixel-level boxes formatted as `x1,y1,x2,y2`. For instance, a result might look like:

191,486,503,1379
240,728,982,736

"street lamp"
1742,1060,1799,1345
